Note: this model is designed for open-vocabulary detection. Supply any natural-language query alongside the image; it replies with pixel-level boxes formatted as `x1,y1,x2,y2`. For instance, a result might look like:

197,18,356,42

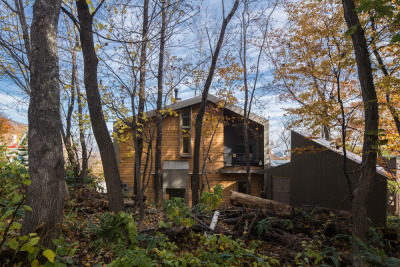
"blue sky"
0,0,291,149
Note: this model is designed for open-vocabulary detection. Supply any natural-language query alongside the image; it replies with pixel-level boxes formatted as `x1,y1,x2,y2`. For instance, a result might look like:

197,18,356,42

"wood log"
301,206,351,219
124,199,135,207
230,191,291,211
222,212,256,224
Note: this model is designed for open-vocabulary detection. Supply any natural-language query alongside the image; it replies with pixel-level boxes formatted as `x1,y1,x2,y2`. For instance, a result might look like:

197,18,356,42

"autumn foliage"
0,114,11,143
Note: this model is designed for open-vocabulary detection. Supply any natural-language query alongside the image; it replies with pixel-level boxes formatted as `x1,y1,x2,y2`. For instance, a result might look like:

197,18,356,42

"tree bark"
192,0,240,206
73,31,89,179
341,1,379,266
133,0,149,223
62,44,80,177
22,0,65,247
154,0,166,206
241,0,251,195
76,0,124,212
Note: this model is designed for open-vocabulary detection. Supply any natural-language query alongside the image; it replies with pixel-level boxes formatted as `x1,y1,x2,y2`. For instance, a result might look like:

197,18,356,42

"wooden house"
114,94,269,205
265,131,387,226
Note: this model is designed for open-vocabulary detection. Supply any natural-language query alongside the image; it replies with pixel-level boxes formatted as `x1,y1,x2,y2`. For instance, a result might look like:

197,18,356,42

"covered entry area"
162,161,189,204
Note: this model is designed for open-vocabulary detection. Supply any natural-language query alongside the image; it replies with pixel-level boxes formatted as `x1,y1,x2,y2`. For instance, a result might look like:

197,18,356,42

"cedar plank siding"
117,101,265,205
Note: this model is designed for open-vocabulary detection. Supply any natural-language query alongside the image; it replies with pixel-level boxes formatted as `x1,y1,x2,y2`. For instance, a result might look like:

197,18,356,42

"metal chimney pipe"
174,88,181,102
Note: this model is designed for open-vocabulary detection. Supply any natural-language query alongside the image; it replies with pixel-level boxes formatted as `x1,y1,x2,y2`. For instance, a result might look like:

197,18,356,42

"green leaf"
24,205,32,211
19,235,29,241
68,248,77,257
31,259,39,267
8,239,18,250
28,246,35,254
384,257,400,267
20,242,33,252
23,179,31,186
10,222,22,230
0,210,13,221
28,247,40,262
363,251,382,265
45,261,56,267
57,246,67,256
30,237,40,246
12,194,23,203
43,249,56,263
330,255,339,267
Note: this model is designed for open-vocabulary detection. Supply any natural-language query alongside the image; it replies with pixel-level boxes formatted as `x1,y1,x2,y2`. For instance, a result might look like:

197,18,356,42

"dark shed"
265,131,387,226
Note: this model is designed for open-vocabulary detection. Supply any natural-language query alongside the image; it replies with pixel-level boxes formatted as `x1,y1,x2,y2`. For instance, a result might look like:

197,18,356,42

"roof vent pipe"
174,88,181,102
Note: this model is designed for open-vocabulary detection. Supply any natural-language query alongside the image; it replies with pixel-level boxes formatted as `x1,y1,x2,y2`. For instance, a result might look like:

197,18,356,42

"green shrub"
198,184,224,212
162,197,194,227
0,160,76,266
89,212,138,251
65,169,103,191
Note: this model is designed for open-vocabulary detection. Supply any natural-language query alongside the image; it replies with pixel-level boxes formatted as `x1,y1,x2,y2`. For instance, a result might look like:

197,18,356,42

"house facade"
114,94,269,205
265,131,387,226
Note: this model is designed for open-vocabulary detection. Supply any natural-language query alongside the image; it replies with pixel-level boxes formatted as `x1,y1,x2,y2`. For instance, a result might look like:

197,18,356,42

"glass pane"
182,111,190,128
182,136,190,154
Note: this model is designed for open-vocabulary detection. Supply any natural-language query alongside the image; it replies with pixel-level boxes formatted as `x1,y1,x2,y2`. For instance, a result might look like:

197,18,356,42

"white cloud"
0,88,28,124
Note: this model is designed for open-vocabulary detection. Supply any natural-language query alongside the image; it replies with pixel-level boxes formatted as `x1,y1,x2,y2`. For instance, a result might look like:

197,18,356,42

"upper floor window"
180,108,191,156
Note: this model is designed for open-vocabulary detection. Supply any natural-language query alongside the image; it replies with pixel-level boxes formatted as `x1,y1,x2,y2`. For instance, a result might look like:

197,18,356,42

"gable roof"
293,131,388,178
147,94,268,125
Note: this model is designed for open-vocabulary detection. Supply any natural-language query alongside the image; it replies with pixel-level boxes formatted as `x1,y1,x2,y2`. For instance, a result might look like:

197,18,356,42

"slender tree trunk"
77,85,89,179
15,0,31,70
154,0,166,206
342,1,379,266
76,0,124,212
134,0,149,223
62,45,80,177
241,0,251,195
192,0,240,206
72,31,89,179
22,0,65,247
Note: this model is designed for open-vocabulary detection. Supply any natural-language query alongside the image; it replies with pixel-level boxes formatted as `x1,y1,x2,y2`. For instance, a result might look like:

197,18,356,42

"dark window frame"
179,107,192,157
236,180,248,194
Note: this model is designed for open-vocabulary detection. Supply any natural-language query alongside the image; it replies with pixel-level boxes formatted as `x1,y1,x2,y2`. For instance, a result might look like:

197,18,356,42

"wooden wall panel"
118,103,264,205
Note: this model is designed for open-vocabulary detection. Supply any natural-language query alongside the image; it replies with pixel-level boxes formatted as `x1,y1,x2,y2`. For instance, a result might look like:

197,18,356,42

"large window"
180,108,192,156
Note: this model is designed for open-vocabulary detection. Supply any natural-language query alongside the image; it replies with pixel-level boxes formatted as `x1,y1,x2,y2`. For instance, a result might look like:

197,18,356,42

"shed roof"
293,131,388,178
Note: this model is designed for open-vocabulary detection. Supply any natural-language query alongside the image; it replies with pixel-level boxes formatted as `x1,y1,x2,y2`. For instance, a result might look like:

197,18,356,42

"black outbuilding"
265,131,387,226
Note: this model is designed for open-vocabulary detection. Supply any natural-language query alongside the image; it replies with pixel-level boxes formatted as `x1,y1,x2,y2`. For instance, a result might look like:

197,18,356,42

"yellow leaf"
31,259,39,267
43,249,55,263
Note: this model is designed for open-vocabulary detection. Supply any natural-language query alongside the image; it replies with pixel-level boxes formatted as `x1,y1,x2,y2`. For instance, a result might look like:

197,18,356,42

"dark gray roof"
293,131,388,178
147,94,268,125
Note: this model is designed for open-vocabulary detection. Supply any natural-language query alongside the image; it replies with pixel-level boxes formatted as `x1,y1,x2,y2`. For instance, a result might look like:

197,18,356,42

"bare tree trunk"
69,21,89,180
134,0,149,223
62,43,80,177
154,0,166,206
342,1,379,266
192,0,240,206
22,0,65,247
241,0,251,195
76,0,124,212
73,34,89,179
15,0,31,71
